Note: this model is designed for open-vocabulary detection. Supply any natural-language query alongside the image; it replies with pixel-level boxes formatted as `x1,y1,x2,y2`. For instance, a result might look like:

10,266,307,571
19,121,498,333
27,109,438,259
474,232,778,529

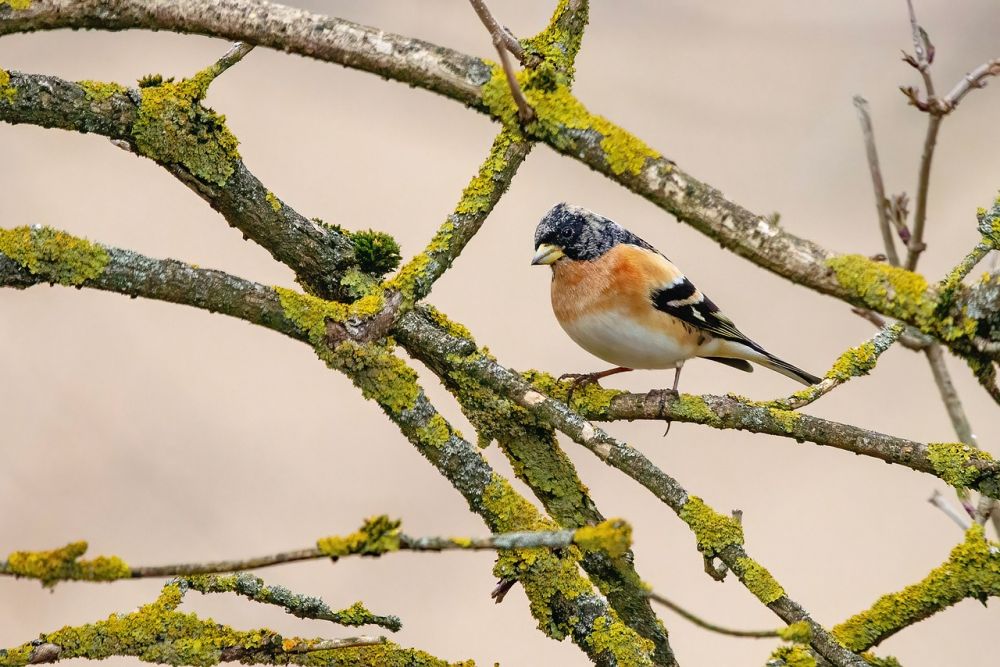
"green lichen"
275,287,385,347
316,516,401,559
826,254,930,320
132,69,240,186
415,412,453,448
0,67,15,103
832,525,1000,652
0,226,108,285
768,408,801,434
827,341,878,380
927,442,995,488
769,645,817,667
350,229,402,278
0,0,31,9
480,64,661,178
422,304,473,340
678,497,744,556
265,191,281,212
522,369,623,418
585,614,656,667
860,655,902,667
737,557,784,604
574,520,632,559
4,541,130,587
327,340,421,415
77,80,128,103
454,130,519,216
671,394,721,427
777,621,812,643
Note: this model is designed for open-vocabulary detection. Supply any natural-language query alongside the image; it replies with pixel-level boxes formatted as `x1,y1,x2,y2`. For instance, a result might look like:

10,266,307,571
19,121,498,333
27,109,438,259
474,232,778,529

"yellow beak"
531,243,565,265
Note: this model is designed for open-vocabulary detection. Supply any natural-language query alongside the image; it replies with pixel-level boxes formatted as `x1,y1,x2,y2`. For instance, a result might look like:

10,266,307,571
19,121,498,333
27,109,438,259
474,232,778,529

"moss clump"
777,620,812,643
316,516,401,559
0,67,16,103
77,80,128,103
0,0,32,9
4,541,130,587
0,226,108,285
679,497,743,556
132,70,240,186
737,557,784,604
769,645,817,667
927,442,995,488
832,525,1000,652
574,520,632,559
350,229,402,278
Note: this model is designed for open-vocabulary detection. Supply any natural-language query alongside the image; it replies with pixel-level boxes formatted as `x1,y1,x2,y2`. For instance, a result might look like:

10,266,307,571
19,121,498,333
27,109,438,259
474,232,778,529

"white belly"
559,309,697,369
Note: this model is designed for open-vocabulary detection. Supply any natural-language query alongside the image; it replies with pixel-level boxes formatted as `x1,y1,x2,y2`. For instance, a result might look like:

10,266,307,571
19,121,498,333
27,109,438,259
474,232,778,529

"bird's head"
532,203,641,265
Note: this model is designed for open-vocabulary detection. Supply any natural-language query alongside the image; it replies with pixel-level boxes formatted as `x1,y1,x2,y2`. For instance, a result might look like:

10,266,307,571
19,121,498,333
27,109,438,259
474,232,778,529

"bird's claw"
558,372,603,402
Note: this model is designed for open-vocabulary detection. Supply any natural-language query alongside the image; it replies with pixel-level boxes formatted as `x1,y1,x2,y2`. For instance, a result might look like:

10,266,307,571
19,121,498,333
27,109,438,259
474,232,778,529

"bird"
531,203,821,394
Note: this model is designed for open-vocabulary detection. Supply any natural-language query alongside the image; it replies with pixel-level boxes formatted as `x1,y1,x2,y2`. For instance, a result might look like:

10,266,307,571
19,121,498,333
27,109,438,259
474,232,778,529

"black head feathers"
534,203,656,261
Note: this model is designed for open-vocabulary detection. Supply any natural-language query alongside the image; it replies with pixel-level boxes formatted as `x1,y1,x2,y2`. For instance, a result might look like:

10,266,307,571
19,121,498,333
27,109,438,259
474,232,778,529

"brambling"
532,203,821,392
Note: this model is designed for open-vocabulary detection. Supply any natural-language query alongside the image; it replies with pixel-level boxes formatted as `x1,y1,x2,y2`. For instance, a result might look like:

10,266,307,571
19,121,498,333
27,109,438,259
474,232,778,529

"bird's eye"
559,228,572,240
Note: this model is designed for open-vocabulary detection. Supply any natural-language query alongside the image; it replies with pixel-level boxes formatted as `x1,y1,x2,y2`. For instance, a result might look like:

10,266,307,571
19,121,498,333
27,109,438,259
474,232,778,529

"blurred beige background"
2,1,1000,665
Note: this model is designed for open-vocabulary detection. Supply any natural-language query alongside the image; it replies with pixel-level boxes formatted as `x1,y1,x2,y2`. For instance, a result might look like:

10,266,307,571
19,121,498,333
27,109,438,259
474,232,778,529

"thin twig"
942,59,1000,110
905,113,939,269
467,0,535,122
647,591,779,639
0,525,621,582
281,636,387,653
928,490,973,531
850,308,931,351
467,0,528,63
201,41,255,86
853,95,899,266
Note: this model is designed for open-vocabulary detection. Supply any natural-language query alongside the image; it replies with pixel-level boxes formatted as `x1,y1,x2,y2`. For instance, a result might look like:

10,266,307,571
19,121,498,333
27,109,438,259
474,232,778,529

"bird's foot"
558,372,604,402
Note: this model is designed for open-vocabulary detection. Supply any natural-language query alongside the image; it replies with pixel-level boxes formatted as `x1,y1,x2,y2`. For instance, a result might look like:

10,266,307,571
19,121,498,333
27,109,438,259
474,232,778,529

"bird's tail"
753,350,822,386
711,340,822,386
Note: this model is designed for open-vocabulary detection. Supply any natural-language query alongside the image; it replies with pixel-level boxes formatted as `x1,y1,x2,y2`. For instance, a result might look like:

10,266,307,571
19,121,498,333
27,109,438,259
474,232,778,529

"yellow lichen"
0,0,31,9
4,541,130,587
827,341,878,381
585,614,656,667
574,520,632,559
0,226,108,285
768,408,801,434
327,340,421,416
0,67,16,103
77,80,128,103
316,516,401,559
132,69,240,186
832,525,1000,652
769,645,817,667
777,620,812,643
678,497,743,556
737,557,784,604
265,191,281,212
926,442,995,488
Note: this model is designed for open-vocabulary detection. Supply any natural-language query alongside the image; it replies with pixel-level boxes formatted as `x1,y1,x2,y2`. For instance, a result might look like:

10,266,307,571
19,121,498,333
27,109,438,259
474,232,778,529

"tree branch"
647,591,780,639
853,95,899,266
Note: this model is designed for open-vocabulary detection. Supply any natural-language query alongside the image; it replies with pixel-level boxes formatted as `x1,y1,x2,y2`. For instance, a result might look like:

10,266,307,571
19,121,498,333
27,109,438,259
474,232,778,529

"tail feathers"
710,340,821,386
704,356,754,373
756,351,822,386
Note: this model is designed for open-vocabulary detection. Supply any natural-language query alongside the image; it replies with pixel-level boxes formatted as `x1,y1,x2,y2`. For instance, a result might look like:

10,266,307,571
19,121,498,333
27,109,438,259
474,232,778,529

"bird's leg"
559,366,632,402
663,361,685,436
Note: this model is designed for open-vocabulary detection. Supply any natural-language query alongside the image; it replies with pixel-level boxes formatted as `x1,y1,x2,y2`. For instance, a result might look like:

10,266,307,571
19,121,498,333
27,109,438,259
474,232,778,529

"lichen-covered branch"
0,579,464,667
401,307,676,665
0,65,359,299
393,308,867,667
832,525,1000,652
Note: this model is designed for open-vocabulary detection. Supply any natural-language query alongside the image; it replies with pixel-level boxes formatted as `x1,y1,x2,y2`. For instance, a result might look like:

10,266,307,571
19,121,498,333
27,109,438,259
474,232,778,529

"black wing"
650,276,762,350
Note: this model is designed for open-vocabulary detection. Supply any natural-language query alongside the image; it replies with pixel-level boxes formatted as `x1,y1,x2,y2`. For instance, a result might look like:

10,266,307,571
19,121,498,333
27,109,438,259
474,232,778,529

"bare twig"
201,41,255,86
647,591,779,639
850,308,931,351
942,58,1000,110
853,95,899,265
905,113,939,269
468,0,534,123
928,490,973,531
468,0,528,63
